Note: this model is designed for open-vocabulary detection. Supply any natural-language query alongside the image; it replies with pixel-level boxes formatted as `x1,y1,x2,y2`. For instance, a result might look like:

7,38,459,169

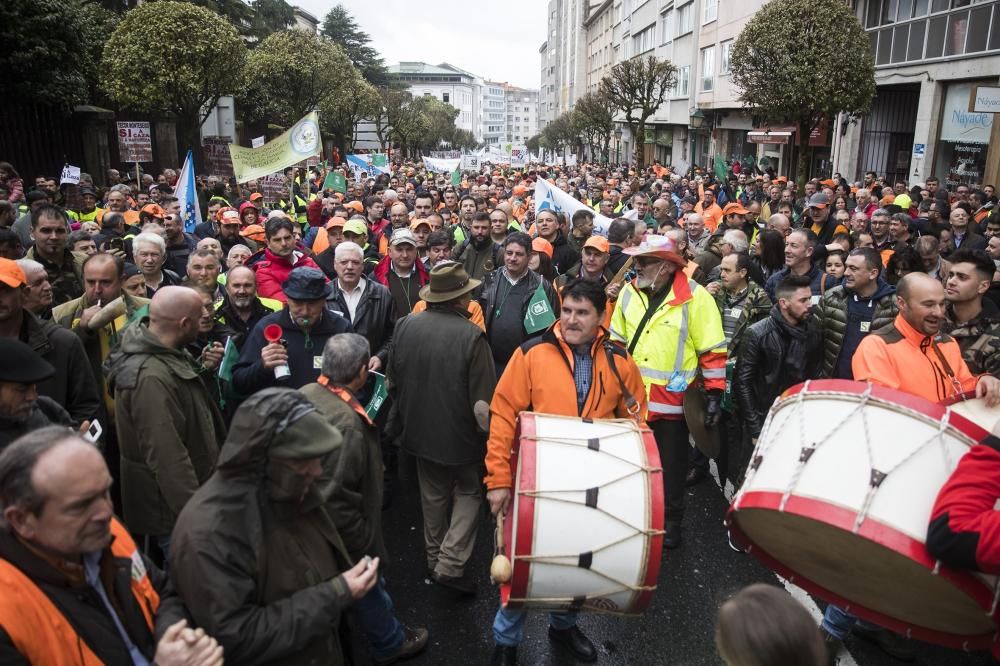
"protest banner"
510,146,528,167
228,112,321,183
461,154,480,170
251,136,266,148
60,164,81,185
534,178,613,236
117,122,153,163
423,156,460,173
202,137,235,177
345,154,390,180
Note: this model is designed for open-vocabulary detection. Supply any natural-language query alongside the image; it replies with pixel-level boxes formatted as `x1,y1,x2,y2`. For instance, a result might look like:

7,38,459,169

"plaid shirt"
572,345,593,412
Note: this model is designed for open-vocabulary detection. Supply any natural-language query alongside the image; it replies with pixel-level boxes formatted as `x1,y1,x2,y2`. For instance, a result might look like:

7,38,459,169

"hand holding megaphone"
262,324,290,380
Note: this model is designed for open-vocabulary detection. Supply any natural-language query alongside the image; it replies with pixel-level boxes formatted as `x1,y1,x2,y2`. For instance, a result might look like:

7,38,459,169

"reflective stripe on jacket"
610,271,726,420
0,518,159,664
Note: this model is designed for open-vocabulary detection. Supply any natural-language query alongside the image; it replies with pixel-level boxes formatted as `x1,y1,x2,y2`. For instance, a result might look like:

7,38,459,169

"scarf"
770,304,818,381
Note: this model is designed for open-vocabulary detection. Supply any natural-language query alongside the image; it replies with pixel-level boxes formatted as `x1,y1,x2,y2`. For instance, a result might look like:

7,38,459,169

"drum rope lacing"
513,430,664,599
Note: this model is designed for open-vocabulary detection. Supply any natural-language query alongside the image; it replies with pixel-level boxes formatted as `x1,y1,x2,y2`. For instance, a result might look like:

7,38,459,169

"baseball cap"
894,194,912,210
249,192,264,202
344,201,364,214
219,208,241,225
140,203,165,218
409,218,431,231
531,237,553,259
0,258,26,289
241,224,265,242
806,193,830,209
583,236,609,253
722,202,749,216
389,228,417,247
343,219,368,237
325,216,347,229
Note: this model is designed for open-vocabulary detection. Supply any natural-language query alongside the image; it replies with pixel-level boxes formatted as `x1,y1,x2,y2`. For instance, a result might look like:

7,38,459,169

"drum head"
732,508,996,645
684,386,720,458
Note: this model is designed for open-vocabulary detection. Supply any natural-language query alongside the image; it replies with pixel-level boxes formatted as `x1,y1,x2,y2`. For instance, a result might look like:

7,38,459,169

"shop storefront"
935,80,993,188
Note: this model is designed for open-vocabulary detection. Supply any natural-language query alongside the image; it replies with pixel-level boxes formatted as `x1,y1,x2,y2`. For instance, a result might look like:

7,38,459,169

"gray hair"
0,427,88,523
722,229,748,254
133,232,166,255
227,244,252,259
871,208,891,219
109,184,131,195
334,241,364,262
320,333,370,384
15,258,44,276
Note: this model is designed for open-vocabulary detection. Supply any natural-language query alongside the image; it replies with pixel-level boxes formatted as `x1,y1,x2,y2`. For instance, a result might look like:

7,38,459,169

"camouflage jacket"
942,301,1000,377
25,246,85,308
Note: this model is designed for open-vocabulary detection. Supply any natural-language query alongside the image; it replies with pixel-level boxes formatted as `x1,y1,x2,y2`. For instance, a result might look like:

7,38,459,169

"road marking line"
708,457,859,666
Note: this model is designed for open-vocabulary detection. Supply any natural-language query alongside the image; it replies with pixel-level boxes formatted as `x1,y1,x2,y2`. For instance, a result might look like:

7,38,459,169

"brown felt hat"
418,262,480,303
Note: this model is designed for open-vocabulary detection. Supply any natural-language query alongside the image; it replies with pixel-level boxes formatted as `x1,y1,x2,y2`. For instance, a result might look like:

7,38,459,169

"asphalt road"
379,454,993,666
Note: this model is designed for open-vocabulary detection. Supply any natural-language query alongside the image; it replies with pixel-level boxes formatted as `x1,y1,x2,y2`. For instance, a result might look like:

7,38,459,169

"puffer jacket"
251,248,323,303
815,279,898,377
168,389,361,666
735,306,823,437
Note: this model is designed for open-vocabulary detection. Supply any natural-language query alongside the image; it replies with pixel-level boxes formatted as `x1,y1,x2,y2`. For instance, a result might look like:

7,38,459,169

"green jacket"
106,322,227,535
815,281,898,378
941,300,1000,376
713,280,772,358
301,381,388,563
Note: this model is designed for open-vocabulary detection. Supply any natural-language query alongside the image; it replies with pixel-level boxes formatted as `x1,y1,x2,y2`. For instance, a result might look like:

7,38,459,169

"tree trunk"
633,121,645,168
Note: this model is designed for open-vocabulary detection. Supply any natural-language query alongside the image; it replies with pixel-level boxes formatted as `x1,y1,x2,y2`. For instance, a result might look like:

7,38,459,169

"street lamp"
614,126,623,164
688,109,705,173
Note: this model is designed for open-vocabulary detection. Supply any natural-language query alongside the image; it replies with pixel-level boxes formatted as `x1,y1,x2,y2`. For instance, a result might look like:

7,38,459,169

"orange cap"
344,201,364,213
217,207,240,224
0,258,26,288
409,218,431,231
583,236,610,253
820,178,836,188
140,203,165,218
249,192,264,202
532,237,553,259
722,202,749,216
325,216,346,228
880,193,896,205
241,224,265,242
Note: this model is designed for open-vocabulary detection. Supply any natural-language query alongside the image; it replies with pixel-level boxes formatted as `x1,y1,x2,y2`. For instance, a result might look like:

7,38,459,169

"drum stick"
490,511,512,584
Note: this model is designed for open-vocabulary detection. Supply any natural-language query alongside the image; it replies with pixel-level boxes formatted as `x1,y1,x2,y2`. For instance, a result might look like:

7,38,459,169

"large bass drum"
500,413,664,615
727,380,1000,650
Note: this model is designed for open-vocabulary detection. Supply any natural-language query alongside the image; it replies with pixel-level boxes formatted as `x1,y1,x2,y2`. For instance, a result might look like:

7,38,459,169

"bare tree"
598,56,677,167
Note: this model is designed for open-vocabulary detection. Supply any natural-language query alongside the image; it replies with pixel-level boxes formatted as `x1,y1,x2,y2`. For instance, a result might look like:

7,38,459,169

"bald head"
767,214,791,236
896,272,946,336
148,286,203,347
227,265,255,283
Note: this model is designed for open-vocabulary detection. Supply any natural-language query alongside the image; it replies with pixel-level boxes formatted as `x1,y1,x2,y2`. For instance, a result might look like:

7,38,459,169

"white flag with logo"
534,178,613,236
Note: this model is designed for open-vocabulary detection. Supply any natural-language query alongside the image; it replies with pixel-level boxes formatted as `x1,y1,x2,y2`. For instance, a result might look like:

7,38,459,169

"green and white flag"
217,337,239,383
371,153,388,168
323,171,347,193
523,283,556,334
450,169,461,187
365,371,389,419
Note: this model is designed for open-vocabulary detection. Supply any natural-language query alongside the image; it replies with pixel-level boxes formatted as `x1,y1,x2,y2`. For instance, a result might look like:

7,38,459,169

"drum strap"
603,342,641,419
928,337,965,397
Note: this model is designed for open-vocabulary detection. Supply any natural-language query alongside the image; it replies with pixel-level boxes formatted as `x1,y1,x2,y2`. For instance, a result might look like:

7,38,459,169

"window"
703,0,718,23
677,2,693,35
442,93,449,103
673,65,690,97
633,24,656,54
661,8,675,43
701,46,715,90
720,40,733,74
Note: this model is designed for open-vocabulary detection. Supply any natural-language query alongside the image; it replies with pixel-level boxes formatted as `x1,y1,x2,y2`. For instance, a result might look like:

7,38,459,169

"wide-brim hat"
623,234,686,266
419,262,480,303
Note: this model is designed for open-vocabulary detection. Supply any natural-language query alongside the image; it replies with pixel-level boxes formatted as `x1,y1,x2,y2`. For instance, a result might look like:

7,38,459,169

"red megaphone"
264,323,283,343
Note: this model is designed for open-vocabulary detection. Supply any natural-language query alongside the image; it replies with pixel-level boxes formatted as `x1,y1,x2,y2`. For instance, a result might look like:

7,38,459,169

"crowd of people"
0,155,999,665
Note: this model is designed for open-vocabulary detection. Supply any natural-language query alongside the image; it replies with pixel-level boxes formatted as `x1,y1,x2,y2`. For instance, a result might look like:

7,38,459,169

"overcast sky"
294,0,548,89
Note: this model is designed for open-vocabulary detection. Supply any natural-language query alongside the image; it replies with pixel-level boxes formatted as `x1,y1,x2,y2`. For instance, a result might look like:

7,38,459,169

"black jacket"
214,296,279,349
0,397,71,452
326,279,396,365
163,233,198,276
232,307,353,395
547,230,581,275
735,306,823,437
19,311,101,426
478,269,559,341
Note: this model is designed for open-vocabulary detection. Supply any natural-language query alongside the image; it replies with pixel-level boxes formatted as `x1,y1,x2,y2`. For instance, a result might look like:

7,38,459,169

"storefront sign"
970,86,1000,114
942,83,993,144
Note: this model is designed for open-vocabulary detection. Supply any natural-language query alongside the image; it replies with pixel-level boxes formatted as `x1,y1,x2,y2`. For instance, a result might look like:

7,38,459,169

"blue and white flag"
534,178,613,236
174,150,202,234
423,156,460,173
346,154,390,180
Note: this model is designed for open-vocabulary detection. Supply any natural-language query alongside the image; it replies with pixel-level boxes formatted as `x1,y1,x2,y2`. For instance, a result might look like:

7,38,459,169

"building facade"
837,0,1000,188
482,82,507,146
505,86,540,144
387,62,484,141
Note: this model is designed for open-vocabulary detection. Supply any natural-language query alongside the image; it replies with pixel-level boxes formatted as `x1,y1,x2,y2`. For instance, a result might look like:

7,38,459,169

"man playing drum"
484,279,647,666
818,272,1000,660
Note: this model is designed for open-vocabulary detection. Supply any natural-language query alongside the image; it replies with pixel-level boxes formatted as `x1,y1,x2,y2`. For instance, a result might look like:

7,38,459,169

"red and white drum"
501,413,664,615
727,379,1000,650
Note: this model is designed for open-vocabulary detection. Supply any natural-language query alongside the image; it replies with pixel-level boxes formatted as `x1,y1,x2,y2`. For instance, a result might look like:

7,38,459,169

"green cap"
269,410,343,460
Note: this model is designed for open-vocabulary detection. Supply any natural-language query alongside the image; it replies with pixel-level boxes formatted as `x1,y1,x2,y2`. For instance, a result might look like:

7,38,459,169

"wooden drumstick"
490,511,512,584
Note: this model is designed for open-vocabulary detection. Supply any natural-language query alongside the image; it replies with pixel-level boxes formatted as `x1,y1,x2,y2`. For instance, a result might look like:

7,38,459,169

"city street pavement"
380,454,993,666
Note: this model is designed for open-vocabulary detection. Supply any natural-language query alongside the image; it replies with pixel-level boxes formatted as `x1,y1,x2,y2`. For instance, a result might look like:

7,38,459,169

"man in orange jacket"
483,279,646,666
821,271,1000,660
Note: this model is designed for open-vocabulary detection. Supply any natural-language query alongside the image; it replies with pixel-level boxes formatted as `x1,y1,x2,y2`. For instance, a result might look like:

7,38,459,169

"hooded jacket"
484,323,647,490
815,279,898,378
106,322,227,535
252,248,323,303
168,389,360,666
